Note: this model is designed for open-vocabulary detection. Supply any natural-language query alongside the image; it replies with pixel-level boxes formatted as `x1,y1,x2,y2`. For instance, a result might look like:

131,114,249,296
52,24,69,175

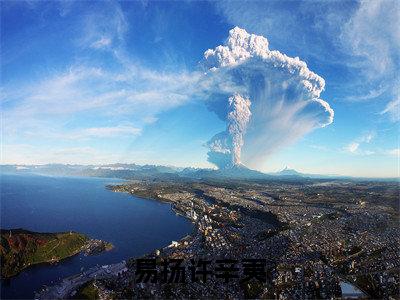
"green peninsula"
0,229,112,278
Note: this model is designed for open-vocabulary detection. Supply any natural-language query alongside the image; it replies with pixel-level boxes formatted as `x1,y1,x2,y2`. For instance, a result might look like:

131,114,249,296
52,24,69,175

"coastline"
35,180,284,298
0,229,113,279
34,189,197,299
33,177,398,299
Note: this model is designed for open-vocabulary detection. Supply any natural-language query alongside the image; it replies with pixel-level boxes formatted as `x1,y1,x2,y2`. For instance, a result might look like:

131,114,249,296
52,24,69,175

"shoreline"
0,229,114,279
33,177,398,299
34,191,197,299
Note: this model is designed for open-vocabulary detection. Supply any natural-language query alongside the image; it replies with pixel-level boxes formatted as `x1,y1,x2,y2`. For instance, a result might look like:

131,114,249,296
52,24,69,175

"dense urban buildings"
37,177,399,299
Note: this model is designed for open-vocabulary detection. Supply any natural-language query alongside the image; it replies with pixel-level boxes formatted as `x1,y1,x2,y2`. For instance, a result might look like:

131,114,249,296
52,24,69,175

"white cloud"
363,132,374,143
1,0,207,163
2,63,203,146
341,85,388,102
22,125,142,141
344,131,376,155
387,148,400,157
2,0,218,168
2,144,123,165
339,0,399,107
78,2,127,50
72,125,141,139
308,144,330,152
380,97,400,122
53,147,97,156
143,116,158,124
341,0,400,78
345,142,360,154
91,37,112,49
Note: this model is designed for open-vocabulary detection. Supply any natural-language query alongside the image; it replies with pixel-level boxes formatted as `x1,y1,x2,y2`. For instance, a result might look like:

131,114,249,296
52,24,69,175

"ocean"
0,173,193,299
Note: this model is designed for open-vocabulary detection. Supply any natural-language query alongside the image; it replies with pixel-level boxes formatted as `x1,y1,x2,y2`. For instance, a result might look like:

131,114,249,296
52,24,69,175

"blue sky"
1,0,399,177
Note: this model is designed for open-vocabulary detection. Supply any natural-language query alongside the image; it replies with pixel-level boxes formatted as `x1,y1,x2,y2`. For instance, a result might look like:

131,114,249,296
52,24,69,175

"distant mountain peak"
276,166,303,176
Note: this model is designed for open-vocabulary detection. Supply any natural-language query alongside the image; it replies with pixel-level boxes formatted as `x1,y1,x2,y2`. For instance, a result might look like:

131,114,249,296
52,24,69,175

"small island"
0,229,113,278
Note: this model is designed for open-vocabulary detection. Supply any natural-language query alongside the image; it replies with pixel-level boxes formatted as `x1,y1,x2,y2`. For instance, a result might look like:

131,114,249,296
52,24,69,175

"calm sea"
0,173,193,299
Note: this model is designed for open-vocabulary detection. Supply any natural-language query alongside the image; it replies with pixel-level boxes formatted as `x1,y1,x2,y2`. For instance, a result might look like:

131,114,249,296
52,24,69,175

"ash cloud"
202,27,334,169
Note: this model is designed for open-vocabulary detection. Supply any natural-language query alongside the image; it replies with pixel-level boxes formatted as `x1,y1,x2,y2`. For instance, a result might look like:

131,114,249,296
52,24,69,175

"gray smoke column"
202,27,334,169
227,94,251,165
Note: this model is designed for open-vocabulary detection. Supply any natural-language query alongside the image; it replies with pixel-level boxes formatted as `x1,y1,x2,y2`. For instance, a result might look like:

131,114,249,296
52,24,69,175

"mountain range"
0,163,396,182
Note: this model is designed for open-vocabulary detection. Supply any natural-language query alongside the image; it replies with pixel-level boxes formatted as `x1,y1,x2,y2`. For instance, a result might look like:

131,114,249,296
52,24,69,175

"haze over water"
0,173,193,299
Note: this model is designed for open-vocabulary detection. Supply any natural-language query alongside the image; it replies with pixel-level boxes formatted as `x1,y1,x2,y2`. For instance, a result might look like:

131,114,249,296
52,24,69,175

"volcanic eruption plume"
202,27,334,169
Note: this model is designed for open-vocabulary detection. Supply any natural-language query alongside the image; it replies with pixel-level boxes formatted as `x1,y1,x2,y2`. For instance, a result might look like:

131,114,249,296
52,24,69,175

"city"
37,177,399,299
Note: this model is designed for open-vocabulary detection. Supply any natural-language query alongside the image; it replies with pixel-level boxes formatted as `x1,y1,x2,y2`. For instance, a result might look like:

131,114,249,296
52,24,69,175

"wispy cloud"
339,0,400,114
77,126,141,138
77,1,127,50
386,148,400,157
341,85,388,102
2,144,123,165
27,125,142,141
2,63,201,146
4,65,197,117
1,2,206,165
380,97,400,122
91,37,112,49
344,142,361,154
343,132,375,155
308,144,330,152
341,0,399,78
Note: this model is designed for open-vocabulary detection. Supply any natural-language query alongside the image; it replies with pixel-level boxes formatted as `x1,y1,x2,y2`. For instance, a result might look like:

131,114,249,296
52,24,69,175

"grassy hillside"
0,229,88,278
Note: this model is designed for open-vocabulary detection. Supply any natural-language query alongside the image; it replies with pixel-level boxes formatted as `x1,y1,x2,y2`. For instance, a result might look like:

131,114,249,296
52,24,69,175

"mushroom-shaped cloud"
201,27,334,169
